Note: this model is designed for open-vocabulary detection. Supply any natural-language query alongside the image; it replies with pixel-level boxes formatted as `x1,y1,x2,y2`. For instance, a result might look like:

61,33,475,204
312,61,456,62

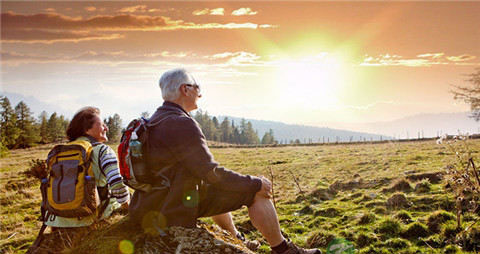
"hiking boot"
271,241,321,254
236,232,260,252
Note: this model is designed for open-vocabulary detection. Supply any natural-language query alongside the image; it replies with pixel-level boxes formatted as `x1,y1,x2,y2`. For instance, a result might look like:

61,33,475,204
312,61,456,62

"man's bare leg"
212,212,237,236
248,195,285,247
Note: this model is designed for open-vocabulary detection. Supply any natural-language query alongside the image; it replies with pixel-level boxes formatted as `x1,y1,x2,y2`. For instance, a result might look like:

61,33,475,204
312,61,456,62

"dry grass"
1,139,479,253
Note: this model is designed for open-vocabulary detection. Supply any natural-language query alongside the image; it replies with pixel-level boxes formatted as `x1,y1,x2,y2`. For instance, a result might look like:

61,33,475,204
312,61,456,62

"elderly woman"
29,106,130,253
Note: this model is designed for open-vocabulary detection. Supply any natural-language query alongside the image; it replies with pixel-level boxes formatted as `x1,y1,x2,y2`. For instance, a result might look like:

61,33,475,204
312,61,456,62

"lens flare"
118,240,134,254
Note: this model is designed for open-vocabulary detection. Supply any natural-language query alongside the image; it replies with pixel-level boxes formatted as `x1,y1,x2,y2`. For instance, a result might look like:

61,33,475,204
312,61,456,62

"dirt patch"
328,177,392,192
314,207,340,218
4,178,37,191
382,179,413,193
406,171,444,184
307,188,337,201
386,193,410,209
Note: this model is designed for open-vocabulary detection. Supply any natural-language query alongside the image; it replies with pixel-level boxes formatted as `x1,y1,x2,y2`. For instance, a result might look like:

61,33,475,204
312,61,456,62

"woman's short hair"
66,106,100,141
159,68,197,101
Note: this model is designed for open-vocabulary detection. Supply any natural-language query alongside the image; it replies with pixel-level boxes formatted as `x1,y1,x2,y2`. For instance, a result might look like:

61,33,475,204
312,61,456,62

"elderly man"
129,68,320,254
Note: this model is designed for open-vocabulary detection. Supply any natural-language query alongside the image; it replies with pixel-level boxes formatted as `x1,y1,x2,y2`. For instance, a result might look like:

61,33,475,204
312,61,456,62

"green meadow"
1,139,479,253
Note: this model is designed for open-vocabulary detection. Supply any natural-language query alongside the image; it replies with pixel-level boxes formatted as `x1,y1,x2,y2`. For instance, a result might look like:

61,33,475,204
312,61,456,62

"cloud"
85,6,97,12
232,8,258,16
44,8,56,12
1,12,275,35
447,54,476,62
1,29,123,44
1,50,265,68
192,8,224,16
118,5,148,13
361,53,478,67
1,50,198,65
417,53,444,59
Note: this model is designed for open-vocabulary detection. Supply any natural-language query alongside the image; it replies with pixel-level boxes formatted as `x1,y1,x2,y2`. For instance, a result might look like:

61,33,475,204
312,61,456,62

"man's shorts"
197,184,258,218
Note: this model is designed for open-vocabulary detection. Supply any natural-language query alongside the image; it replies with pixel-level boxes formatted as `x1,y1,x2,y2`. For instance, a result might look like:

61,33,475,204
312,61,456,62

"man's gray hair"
159,68,197,101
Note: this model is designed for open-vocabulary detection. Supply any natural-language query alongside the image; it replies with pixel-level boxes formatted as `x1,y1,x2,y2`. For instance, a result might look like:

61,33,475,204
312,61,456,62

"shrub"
373,207,387,215
386,193,410,209
356,232,378,248
376,218,402,238
414,178,432,193
423,234,444,248
394,210,413,224
384,238,410,249
358,246,390,254
442,221,459,240
0,141,8,158
306,230,336,248
461,225,480,251
382,179,413,193
298,205,314,215
339,230,355,242
314,207,340,217
444,244,461,254
358,212,376,225
401,222,430,239
289,225,307,234
427,210,456,233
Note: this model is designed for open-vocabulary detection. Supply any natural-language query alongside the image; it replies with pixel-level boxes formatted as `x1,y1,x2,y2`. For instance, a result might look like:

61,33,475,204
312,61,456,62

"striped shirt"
93,143,130,204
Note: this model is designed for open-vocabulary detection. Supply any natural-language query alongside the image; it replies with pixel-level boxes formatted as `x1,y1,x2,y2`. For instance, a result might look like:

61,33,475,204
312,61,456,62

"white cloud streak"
232,8,258,16
192,8,224,16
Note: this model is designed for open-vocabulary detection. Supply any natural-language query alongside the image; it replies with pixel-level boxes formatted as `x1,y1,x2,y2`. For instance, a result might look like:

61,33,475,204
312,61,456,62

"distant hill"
328,112,479,139
218,116,388,144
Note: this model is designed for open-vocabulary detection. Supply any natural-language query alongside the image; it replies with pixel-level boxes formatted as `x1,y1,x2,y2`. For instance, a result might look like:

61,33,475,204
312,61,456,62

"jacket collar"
162,101,190,116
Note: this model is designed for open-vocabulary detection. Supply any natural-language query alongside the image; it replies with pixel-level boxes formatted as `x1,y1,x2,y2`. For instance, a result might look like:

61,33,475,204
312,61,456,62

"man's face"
184,83,201,111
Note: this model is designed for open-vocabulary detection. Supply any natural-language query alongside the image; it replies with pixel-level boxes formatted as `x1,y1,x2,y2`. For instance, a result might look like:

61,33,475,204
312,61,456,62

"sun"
274,53,346,110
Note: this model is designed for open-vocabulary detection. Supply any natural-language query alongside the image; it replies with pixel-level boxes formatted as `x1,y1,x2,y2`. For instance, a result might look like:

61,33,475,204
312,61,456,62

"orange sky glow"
1,1,479,131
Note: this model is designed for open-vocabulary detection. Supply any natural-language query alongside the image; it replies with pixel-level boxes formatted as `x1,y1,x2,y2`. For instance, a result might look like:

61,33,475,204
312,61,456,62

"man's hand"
256,176,272,199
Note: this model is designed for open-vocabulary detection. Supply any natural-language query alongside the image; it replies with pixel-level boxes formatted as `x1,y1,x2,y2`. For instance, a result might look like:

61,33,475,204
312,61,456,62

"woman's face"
85,115,108,142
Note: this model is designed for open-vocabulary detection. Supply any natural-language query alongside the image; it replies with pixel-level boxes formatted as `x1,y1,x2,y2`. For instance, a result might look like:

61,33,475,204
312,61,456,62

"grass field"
1,139,479,253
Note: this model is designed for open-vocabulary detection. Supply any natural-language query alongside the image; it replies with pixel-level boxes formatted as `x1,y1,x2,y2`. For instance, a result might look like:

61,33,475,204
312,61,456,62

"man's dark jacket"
129,101,262,227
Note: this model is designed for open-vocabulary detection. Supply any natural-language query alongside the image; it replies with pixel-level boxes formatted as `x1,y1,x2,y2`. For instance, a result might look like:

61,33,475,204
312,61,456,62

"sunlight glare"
275,54,346,110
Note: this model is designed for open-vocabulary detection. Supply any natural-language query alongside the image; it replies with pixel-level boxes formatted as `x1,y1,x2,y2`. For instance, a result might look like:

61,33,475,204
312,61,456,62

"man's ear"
179,84,188,96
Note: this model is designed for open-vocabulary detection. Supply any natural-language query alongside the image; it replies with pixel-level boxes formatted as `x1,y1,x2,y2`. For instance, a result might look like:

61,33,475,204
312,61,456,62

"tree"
14,101,39,148
38,111,49,143
105,113,122,143
47,112,64,142
0,96,20,148
141,111,150,118
453,68,480,120
220,117,232,143
261,129,276,144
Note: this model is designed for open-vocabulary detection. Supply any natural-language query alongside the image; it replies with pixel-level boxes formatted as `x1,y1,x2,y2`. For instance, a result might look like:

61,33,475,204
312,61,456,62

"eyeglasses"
184,84,201,93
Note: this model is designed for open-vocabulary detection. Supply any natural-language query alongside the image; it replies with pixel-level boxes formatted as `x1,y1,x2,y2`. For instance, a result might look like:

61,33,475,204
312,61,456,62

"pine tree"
105,113,122,142
0,96,20,148
220,117,232,143
261,129,276,144
243,122,259,144
38,111,49,143
58,115,68,140
47,112,63,142
14,101,39,148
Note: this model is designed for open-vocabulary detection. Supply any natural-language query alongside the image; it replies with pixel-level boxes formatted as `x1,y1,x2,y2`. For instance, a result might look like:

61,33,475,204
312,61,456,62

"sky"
1,1,479,132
